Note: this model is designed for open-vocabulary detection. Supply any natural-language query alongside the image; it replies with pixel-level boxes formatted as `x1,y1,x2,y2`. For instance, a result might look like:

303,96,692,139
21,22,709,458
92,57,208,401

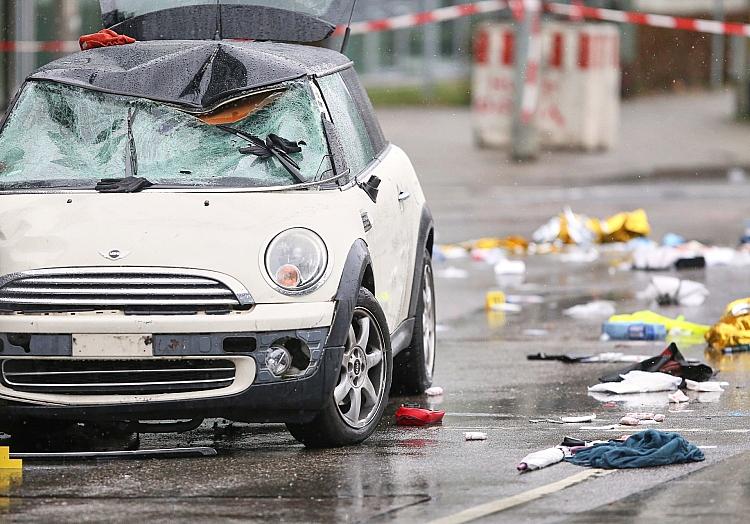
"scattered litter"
507,294,545,304
685,380,729,392
395,405,445,426
637,276,709,307
533,207,649,245
588,371,682,395
662,233,686,247
560,248,599,263
523,329,549,337
435,244,469,260
588,391,670,408
565,430,704,469
602,321,666,341
619,413,665,426
464,432,487,441
494,259,526,275
529,419,565,424
435,267,468,279
564,301,616,319
668,390,690,403
560,414,597,423
527,352,653,364
706,298,750,352
605,312,709,342
598,343,714,384
425,386,444,397
517,447,567,472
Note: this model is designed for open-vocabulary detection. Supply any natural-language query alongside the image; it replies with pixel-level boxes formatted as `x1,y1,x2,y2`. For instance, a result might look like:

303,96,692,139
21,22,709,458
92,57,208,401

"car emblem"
99,249,131,261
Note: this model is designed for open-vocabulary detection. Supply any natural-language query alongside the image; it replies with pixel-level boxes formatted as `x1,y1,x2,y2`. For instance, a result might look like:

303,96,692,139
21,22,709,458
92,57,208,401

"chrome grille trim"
0,267,254,312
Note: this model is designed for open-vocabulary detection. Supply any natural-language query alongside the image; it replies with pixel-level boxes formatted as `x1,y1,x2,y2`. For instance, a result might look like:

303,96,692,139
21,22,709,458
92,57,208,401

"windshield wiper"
216,125,306,184
125,107,138,178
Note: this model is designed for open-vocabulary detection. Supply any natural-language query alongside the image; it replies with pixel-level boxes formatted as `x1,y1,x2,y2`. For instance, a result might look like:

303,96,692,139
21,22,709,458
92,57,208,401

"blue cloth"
565,430,704,469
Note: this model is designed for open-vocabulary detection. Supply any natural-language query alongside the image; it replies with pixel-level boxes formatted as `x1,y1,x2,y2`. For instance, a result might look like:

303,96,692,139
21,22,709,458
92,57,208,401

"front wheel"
286,288,392,448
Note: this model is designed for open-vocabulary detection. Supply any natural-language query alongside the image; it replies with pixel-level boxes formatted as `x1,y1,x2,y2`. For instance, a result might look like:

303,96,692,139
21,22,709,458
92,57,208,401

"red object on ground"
395,406,445,426
79,29,136,51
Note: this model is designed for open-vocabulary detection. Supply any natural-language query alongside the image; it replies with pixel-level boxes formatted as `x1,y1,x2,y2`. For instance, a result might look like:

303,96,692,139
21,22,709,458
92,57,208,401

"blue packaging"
602,322,667,341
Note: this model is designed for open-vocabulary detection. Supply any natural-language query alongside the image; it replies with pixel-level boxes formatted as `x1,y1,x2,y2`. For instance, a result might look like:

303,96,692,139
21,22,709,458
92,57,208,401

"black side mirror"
360,176,380,203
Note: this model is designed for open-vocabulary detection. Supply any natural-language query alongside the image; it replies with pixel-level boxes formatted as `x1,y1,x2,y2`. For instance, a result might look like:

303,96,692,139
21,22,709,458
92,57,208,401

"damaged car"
0,0,435,448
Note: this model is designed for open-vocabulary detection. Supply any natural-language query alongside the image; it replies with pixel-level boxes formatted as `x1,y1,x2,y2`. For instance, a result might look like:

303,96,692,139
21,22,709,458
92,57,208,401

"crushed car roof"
28,40,352,111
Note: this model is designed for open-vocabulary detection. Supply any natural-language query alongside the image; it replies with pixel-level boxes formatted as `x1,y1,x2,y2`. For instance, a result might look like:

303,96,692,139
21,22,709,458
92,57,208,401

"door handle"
398,191,411,202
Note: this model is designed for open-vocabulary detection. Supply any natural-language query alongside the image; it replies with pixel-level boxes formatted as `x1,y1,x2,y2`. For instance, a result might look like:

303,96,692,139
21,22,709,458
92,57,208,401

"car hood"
99,0,354,43
0,191,365,304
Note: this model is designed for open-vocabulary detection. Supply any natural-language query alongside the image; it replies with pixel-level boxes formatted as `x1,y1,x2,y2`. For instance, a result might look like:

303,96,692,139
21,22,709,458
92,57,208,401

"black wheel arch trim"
407,206,435,319
326,239,371,349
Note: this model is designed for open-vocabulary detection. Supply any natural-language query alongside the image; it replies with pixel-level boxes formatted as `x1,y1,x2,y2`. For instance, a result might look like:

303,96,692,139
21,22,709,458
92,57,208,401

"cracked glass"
0,81,331,188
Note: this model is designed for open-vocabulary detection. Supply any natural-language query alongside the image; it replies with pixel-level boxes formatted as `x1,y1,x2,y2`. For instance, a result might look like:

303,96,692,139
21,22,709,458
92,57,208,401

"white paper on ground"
563,301,616,319
435,267,468,279
518,447,567,471
669,390,690,403
588,371,682,394
637,275,709,306
425,386,444,396
580,353,653,363
685,379,729,392
560,414,597,423
494,259,526,275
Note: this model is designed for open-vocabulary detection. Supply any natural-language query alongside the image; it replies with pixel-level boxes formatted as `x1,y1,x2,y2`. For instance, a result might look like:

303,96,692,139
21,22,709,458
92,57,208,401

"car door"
316,71,415,331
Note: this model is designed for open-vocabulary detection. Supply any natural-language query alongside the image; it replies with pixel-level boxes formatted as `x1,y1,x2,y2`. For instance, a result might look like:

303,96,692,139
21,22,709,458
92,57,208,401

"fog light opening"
267,337,311,377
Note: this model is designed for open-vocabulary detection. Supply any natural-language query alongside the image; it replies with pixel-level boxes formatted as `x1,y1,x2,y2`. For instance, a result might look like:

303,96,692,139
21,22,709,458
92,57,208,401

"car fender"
325,239,371,349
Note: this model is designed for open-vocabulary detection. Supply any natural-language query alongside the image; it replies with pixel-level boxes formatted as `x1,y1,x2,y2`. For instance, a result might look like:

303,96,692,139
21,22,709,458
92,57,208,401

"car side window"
316,72,374,177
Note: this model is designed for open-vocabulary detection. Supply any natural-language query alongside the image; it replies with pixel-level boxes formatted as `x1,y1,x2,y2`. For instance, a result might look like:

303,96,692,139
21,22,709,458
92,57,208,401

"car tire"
392,249,436,395
286,288,392,448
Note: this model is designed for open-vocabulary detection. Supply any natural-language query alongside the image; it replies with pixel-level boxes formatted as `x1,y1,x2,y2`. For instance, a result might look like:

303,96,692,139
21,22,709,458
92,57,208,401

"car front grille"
0,358,236,395
0,268,253,314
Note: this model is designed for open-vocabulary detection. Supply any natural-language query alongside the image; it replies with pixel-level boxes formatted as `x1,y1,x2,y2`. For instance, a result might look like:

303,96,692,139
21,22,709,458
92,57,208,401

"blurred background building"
0,0,749,110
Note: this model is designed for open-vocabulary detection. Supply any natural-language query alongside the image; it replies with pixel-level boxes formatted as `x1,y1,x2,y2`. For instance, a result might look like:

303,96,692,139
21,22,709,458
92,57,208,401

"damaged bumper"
0,302,343,425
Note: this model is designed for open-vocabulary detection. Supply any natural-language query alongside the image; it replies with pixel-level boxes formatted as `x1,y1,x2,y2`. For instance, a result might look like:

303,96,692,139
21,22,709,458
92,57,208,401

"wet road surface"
3,230,750,522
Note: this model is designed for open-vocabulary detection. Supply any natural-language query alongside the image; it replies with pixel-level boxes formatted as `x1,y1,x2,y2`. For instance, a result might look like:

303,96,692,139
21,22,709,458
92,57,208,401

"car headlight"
264,228,328,294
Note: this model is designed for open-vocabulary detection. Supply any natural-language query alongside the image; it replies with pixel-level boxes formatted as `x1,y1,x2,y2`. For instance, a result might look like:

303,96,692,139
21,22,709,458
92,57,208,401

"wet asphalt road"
3,179,750,522
2,109,750,522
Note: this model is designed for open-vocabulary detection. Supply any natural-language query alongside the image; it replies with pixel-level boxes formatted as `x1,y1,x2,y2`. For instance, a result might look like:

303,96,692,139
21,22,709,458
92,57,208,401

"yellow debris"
706,298,750,351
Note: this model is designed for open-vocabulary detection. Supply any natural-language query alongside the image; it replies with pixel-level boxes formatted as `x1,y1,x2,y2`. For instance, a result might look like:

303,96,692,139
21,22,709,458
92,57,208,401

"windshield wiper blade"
216,125,306,184
95,176,153,193
126,107,139,178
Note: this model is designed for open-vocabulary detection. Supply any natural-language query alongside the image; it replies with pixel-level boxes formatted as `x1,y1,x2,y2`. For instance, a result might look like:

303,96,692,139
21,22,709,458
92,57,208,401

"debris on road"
598,343,714,384
395,405,446,426
618,412,665,426
565,430,705,469
425,386,444,397
494,259,526,275
685,379,729,392
464,432,488,441
588,370,682,394
564,300,616,319
602,320,666,341
517,446,567,472
706,298,750,352
560,414,597,423
533,207,650,245
603,311,708,342
668,390,690,403
434,266,469,279
485,290,506,311
527,352,653,363
637,276,709,307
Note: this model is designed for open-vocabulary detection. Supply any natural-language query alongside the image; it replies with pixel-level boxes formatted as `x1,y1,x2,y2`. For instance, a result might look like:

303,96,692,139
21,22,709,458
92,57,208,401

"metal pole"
12,0,35,92
711,0,725,88
422,0,438,100
511,0,541,161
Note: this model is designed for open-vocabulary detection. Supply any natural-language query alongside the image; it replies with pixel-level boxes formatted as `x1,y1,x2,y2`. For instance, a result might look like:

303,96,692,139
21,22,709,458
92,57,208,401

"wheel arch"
407,206,435,319
326,239,373,348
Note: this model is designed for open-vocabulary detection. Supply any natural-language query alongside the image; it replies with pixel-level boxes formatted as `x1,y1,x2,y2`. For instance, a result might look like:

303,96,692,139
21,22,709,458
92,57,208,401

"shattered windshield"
0,81,332,188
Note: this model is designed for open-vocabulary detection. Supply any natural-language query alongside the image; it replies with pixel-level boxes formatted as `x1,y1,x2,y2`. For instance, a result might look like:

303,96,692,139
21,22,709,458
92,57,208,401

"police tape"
4,0,750,53
546,2,750,36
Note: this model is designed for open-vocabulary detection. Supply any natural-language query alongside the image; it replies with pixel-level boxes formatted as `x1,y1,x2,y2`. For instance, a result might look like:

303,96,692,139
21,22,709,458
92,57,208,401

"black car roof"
28,40,353,111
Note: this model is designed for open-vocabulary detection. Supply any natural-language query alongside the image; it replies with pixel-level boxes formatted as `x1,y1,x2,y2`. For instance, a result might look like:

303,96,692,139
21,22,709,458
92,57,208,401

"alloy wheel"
334,307,387,429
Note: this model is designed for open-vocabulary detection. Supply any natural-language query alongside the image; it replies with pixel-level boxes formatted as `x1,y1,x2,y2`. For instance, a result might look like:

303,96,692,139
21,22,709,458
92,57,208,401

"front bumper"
0,302,344,425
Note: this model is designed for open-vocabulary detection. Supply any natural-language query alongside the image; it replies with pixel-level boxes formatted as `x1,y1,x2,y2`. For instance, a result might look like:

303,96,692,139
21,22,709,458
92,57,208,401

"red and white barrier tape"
546,2,750,36
338,0,508,36
5,0,750,53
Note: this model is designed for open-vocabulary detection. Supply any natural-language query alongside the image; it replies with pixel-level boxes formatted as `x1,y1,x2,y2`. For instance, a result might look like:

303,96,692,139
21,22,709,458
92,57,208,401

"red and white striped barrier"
0,41,79,53
546,2,750,36
338,0,508,36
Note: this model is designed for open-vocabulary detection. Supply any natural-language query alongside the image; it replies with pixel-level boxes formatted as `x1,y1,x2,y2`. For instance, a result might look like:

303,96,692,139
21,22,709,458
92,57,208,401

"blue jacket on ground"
566,429,705,469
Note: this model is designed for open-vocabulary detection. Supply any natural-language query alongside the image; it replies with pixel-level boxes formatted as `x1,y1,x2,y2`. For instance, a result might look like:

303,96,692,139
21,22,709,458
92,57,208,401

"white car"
0,0,435,448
